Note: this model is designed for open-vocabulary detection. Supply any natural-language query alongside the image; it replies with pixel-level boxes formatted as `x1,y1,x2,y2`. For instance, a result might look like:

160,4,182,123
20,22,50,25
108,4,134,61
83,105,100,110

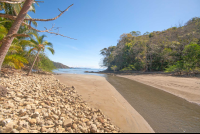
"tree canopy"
100,17,200,75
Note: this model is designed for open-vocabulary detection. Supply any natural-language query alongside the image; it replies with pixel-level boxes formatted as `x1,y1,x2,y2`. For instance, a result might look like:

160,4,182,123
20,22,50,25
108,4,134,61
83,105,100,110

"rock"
80,127,87,133
28,119,36,125
90,124,97,133
63,119,72,127
0,120,6,127
55,120,62,126
31,112,39,118
20,129,28,133
18,120,29,128
40,127,47,132
86,121,92,126
7,101,14,109
72,123,77,129
46,120,54,125
11,129,19,133
26,105,32,110
19,109,26,117
92,114,97,121
13,97,22,102
3,121,15,133
97,117,104,124
34,109,41,113
0,70,121,133
0,85,7,97
66,127,73,133
46,128,54,133
29,130,38,133
52,114,59,120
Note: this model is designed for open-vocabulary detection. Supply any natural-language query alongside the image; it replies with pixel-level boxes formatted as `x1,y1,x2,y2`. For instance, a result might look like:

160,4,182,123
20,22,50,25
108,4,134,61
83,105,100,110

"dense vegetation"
0,2,57,73
0,1,73,74
53,62,70,69
100,17,200,75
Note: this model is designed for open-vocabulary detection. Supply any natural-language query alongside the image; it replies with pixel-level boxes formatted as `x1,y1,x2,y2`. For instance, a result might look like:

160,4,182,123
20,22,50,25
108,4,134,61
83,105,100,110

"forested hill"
100,17,200,75
53,62,70,69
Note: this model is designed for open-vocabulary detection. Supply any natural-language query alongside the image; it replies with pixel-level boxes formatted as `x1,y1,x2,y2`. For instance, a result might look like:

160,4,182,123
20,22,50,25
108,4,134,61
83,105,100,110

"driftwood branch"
0,4,73,22
0,0,43,4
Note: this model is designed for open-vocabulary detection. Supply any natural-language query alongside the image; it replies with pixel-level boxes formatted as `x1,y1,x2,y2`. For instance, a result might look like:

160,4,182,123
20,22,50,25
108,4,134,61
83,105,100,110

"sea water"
53,68,107,77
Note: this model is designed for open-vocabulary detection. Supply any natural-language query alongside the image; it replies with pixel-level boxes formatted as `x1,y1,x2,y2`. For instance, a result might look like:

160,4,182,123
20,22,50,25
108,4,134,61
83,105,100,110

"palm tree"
27,32,55,76
0,0,35,72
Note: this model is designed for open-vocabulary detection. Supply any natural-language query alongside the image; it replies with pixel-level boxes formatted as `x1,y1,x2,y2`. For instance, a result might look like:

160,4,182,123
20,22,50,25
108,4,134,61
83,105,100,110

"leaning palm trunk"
0,0,34,73
27,51,40,76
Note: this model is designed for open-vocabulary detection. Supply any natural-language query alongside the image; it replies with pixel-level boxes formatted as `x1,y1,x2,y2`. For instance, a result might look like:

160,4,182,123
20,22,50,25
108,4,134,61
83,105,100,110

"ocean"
52,68,107,77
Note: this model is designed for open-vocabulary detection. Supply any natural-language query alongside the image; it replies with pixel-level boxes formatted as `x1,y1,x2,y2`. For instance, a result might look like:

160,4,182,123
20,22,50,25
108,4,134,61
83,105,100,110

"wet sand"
118,74,200,105
54,74,154,133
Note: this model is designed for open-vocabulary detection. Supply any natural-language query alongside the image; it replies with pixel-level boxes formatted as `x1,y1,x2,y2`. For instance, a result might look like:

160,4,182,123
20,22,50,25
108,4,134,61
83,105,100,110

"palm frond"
28,47,37,55
39,34,47,44
43,41,53,48
47,47,55,55
3,54,28,69
0,24,8,35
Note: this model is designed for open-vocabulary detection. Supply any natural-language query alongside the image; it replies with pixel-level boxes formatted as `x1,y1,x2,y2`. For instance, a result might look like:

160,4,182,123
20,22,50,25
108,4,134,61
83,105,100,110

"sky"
29,0,200,69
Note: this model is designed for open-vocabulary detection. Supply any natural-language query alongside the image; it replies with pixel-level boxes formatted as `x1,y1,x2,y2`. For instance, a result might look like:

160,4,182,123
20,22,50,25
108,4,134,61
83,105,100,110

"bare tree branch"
0,3,76,40
22,22,77,40
0,0,43,4
0,13,17,20
0,4,73,22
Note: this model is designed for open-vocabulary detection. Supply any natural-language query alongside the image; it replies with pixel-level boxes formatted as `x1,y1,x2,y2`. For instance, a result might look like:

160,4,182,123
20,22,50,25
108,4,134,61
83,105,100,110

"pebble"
0,70,121,133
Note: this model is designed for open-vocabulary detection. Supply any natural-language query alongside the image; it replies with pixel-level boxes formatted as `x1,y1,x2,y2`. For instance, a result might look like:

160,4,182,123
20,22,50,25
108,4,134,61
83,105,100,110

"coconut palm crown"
27,32,55,75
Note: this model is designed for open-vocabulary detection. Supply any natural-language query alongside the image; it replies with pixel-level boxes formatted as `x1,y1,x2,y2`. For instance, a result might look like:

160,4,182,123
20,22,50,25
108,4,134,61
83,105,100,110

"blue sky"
29,0,200,68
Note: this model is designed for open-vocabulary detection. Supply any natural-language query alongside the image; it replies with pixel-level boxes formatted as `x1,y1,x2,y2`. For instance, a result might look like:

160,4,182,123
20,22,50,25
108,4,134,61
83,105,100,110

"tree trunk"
0,0,34,72
150,54,152,71
27,51,40,76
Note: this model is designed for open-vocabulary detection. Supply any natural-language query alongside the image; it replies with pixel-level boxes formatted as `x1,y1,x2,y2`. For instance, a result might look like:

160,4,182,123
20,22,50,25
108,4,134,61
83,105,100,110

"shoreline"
54,74,154,133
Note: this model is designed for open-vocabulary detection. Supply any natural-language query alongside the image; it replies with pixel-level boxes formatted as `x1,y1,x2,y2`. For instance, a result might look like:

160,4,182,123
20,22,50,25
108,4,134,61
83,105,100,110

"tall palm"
27,32,55,76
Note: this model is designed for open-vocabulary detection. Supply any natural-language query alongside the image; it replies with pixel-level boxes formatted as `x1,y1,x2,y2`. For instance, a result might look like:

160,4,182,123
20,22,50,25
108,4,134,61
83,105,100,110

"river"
53,68,200,133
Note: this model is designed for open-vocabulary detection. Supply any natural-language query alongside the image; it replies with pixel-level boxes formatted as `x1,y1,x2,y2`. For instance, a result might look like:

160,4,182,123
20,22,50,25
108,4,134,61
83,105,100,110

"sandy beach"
118,74,200,105
54,74,154,133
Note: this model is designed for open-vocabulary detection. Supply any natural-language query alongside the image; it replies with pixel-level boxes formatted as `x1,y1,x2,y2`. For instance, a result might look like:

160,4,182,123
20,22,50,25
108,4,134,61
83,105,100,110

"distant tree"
111,65,117,72
143,31,150,35
130,31,141,37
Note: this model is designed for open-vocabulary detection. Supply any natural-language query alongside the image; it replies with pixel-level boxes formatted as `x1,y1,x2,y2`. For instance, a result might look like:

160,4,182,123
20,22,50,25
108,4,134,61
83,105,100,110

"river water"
53,69,200,133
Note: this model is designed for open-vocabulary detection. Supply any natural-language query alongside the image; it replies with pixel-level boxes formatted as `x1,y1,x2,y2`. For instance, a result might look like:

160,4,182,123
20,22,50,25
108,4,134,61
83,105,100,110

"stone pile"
0,71,121,133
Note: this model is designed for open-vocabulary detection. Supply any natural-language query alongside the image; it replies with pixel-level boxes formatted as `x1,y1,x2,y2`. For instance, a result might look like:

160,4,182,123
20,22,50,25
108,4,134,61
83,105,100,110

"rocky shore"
0,70,121,133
